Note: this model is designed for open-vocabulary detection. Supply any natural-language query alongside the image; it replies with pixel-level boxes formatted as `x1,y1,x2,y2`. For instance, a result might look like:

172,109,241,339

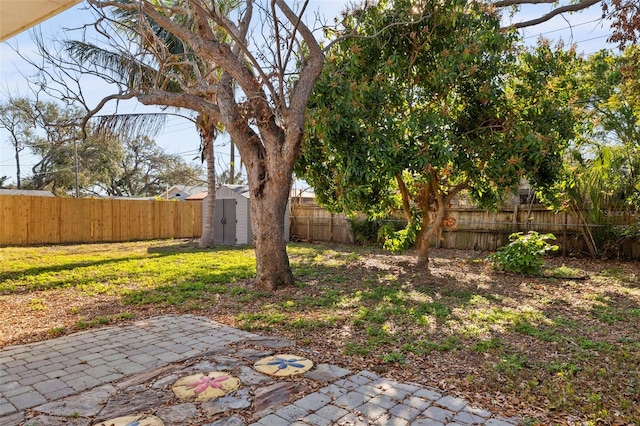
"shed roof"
185,185,251,200
167,185,208,195
184,185,314,200
224,185,250,198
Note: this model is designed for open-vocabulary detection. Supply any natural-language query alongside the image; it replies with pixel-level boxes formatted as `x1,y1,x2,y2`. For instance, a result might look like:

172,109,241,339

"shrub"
378,221,417,253
488,231,558,275
348,218,383,245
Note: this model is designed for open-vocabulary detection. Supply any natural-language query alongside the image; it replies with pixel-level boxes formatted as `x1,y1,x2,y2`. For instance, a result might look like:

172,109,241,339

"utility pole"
73,137,79,197
230,142,235,184
70,119,80,198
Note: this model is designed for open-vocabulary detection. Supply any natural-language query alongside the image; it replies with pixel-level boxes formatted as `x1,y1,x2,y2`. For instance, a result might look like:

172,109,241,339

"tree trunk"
395,174,413,223
199,136,216,249
415,180,466,269
247,160,294,291
416,211,431,269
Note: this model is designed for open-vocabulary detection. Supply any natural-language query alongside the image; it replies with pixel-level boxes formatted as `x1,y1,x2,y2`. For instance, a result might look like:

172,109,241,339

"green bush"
488,231,558,275
378,221,417,253
348,218,383,245
349,218,408,247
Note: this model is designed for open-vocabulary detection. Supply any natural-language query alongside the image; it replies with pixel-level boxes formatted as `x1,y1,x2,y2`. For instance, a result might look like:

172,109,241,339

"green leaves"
488,231,559,275
300,0,518,214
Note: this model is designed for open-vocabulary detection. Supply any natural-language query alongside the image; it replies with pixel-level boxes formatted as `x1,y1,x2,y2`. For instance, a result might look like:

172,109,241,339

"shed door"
214,199,236,245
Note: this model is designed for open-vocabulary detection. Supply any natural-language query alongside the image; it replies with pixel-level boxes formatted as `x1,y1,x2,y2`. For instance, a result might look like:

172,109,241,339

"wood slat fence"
290,204,640,259
3,195,639,259
0,195,202,246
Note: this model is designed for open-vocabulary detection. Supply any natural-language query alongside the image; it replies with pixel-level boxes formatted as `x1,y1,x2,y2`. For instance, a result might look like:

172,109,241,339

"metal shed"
201,184,289,245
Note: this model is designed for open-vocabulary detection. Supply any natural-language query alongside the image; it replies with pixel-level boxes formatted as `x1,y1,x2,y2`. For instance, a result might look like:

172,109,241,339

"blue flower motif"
124,421,140,426
266,357,306,369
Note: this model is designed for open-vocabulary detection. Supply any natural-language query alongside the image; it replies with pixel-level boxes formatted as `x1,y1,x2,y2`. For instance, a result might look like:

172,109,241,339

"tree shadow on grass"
0,243,256,294
0,257,145,292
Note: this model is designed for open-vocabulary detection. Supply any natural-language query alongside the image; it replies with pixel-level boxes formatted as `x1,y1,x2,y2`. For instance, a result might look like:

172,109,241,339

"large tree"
52,0,325,290
0,97,86,194
25,100,84,193
299,0,583,267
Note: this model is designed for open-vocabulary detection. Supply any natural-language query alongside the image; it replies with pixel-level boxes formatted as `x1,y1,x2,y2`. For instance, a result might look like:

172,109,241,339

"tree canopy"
299,0,584,266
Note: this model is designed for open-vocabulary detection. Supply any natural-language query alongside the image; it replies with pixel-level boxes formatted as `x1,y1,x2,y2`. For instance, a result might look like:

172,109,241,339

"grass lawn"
1,240,639,424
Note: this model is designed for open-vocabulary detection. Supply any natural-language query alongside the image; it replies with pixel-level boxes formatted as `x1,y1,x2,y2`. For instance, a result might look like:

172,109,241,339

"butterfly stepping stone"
253,354,313,377
92,414,164,426
171,372,240,401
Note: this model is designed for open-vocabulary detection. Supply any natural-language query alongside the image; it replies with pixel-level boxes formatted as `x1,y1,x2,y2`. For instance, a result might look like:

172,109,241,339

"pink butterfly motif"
187,375,229,394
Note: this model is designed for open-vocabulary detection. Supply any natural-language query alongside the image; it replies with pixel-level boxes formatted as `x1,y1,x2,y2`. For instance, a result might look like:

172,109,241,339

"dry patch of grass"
1,240,638,424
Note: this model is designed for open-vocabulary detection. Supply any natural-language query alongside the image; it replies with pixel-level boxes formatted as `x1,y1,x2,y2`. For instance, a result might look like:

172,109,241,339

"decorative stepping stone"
92,414,164,426
253,354,313,377
172,372,240,401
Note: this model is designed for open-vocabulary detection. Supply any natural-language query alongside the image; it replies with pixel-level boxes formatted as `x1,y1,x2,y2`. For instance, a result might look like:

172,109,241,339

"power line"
523,18,604,40
575,34,610,44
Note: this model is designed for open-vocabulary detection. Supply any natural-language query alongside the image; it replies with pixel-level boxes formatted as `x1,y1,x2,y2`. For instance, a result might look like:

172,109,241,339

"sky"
0,0,618,191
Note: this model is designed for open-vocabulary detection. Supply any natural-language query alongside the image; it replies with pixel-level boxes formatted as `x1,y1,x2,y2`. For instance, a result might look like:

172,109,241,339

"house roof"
185,191,208,200
167,185,208,196
0,0,83,42
0,189,55,197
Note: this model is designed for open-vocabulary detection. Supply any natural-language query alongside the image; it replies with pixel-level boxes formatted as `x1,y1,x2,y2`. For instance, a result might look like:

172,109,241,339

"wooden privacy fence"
290,204,640,259
290,205,353,244
0,195,203,246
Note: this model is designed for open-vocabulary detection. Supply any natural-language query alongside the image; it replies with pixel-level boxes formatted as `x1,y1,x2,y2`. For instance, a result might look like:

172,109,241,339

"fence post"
512,204,519,233
563,211,568,256
329,213,334,243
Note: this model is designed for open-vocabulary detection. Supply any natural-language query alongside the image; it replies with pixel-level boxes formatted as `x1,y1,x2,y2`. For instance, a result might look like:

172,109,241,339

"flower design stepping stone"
92,414,164,426
253,354,313,377
172,372,240,401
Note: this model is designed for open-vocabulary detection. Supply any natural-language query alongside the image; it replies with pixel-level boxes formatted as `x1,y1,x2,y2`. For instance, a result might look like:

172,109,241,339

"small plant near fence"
378,221,418,253
348,218,383,245
348,217,408,246
488,231,558,275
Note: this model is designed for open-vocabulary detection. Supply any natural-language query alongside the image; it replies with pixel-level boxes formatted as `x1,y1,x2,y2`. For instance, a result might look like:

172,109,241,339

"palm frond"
64,41,157,88
90,113,168,141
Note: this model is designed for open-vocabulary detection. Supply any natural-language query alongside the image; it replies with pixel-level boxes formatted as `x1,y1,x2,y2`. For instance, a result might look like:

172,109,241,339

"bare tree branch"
500,0,603,29
492,0,557,7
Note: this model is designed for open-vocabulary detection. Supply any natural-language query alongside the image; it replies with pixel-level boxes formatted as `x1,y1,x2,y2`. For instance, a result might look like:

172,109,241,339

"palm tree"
76,2,240,248
196,114,224,248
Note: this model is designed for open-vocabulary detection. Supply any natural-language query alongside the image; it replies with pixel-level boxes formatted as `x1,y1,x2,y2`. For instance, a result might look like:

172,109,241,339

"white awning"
0,0,83,42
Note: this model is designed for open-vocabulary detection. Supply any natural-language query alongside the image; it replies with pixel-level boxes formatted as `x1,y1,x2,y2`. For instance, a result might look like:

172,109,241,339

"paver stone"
254,354,313,377
172,372,240,401
93,414,164,426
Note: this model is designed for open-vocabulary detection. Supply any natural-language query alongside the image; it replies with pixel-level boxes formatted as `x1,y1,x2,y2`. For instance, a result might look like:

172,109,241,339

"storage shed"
198,184,290,245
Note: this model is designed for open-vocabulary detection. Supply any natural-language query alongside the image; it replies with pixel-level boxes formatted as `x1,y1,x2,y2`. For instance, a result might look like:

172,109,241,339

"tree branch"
395,173,414,224
492,0,556,7
501,0,602,29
